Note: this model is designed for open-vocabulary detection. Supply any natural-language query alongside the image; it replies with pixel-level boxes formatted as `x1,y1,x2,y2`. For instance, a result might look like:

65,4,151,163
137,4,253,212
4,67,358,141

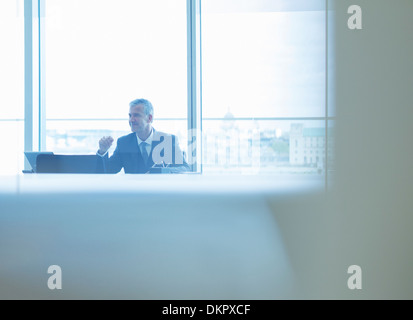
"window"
44,0,188,155
0,0,24,174
2,0,334,183
201,0,331,177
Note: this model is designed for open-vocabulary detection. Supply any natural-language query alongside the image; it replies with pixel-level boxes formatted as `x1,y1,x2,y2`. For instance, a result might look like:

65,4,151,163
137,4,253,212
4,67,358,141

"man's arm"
150,132,190,173
171,135,190,173
98,136,114,156
97,136,123,174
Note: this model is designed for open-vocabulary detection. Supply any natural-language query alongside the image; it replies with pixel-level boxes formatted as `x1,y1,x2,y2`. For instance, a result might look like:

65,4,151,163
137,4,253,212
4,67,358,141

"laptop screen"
24,152,54,172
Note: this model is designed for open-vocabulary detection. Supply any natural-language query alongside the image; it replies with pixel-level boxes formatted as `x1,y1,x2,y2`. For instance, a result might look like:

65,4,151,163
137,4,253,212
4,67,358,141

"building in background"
289,123,334,173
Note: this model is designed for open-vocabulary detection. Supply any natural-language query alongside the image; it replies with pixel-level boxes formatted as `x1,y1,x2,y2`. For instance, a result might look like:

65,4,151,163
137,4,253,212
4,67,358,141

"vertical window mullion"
187,0,202,173
39,0,46,150
24,0,34,169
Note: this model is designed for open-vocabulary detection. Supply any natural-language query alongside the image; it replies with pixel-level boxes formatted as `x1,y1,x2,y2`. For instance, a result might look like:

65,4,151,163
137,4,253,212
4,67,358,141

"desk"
0,175,324,299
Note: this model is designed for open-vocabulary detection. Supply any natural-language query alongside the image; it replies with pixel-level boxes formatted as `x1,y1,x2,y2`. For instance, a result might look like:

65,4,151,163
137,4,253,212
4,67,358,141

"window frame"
24,0,201,171
23,0,333,187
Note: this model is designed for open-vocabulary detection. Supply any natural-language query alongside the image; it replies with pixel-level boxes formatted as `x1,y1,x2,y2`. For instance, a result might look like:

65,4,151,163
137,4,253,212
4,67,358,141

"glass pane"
327,119,335,182
202,119,327,178
0,0,24,119
327,4,335,117
0,121,24,175
202,0,326,118
46,119,187,156
0,1,24,175
44,0,187,121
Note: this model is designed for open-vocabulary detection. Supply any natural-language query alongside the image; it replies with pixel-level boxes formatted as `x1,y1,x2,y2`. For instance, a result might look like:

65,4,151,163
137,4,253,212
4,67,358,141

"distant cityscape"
46,115,334,175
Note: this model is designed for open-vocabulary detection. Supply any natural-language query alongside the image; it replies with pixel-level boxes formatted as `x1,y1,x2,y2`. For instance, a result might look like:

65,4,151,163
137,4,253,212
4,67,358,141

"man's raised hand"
98,136,114,155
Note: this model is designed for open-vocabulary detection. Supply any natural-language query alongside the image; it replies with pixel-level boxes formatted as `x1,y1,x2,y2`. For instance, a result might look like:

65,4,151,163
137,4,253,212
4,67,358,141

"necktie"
140,142,149,165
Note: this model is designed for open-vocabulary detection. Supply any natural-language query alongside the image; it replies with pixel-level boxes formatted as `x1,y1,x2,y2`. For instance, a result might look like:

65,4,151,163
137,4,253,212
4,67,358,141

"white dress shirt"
136,129,153,156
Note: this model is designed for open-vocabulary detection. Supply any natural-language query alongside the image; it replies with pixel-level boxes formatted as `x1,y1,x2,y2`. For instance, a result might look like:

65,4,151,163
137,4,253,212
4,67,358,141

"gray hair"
129,98,154,117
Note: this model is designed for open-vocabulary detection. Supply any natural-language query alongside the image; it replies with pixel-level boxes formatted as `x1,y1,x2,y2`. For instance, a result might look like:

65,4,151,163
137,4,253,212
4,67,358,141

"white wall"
272,0,413,299
334,0,413,299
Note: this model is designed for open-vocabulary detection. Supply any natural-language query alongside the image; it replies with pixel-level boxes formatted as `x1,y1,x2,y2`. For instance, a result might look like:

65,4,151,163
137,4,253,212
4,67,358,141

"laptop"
24,151,54,173
35,154,102,173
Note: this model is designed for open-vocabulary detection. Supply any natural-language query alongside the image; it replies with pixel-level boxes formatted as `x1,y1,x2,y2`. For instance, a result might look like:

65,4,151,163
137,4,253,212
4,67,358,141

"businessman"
98,98,189,174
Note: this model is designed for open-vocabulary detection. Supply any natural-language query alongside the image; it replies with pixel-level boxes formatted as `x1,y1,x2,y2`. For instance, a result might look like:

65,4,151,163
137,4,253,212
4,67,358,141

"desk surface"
0,173,324,195
0,174,327,299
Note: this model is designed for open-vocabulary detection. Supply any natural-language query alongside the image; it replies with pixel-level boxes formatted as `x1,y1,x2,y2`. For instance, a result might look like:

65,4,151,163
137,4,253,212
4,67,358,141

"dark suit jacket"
99,130,190,174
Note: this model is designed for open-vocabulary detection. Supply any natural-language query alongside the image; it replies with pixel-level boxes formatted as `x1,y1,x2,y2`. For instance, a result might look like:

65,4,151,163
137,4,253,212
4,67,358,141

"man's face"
129,104,152,133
